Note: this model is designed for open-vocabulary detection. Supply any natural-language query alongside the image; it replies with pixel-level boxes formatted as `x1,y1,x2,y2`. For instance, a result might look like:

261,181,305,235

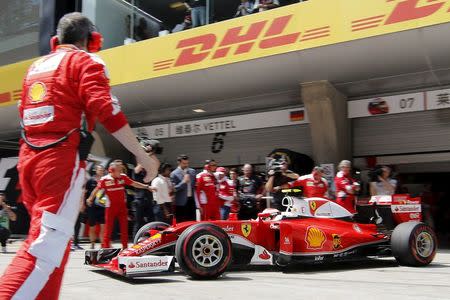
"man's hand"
87,197,94,207
148,186,157,192
182,174,191,184
137,153,160,183
267,169,275,176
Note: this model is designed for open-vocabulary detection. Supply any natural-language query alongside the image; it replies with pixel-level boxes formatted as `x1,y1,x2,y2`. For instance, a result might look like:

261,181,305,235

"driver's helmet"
262,208,280,216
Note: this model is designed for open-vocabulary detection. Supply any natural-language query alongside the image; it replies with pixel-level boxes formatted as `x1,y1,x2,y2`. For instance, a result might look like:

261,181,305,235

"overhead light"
193,109,206,113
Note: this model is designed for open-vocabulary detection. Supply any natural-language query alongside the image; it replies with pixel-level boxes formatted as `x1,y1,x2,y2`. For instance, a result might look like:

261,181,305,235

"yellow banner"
2,0,450,107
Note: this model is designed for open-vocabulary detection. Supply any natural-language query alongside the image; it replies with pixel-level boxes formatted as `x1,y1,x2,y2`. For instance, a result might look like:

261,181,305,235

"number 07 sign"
348,92,424,119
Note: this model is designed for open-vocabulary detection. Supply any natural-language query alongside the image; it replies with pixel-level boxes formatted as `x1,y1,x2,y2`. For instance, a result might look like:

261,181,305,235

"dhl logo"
351,0,450,32
0,90,21,105
153,0,450,71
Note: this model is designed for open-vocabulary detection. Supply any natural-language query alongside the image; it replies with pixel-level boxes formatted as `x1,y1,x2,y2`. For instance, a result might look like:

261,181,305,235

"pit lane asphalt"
1,241,449,300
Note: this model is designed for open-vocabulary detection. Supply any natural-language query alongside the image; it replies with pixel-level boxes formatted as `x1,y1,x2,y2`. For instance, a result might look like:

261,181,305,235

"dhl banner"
2,0,450,107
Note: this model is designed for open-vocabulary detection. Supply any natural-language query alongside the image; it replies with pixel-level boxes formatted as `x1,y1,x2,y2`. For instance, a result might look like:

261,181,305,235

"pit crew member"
0,13,159,300
334,160,360,214
286,166,328,198
87,162,156,249
215,167,236,220
196,164,220,220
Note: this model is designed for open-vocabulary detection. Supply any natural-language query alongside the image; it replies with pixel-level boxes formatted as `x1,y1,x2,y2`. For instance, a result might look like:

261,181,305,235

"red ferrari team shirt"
288,174,328,198
97,174,133,204
195,171,217,204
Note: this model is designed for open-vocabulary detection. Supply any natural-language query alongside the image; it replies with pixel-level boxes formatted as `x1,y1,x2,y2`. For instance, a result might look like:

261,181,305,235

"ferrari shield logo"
310,201,317,211
241,223,252,237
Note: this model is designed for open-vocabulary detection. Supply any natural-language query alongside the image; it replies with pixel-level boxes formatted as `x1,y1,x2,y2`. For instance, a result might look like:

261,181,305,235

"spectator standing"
253,0,279,12
287,166,328,198
171,155,197,222
196,164,220,220
370,166,397,196
85,165,106,249
133,164,155,238
229,168,240,214
0,193,16,253
237,164,264,220
184,0,207,28
151,163,174,223
334,160,360,214
265,159,299,211
87,162,155,249
235,0,254,17
215,167,236,220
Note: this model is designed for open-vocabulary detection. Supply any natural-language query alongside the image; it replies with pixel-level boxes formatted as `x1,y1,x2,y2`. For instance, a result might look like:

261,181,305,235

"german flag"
290,110,304,122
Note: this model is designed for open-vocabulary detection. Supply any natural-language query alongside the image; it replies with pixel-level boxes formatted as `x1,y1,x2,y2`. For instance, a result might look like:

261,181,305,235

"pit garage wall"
350,88,450,169
155,125,313,169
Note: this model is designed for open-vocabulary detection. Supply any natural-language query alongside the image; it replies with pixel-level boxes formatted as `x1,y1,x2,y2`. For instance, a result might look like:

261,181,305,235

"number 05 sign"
348,92,425,118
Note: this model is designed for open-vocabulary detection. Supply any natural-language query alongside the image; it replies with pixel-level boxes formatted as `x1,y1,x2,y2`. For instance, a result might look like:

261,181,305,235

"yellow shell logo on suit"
305,227,326,249
28,82,46,103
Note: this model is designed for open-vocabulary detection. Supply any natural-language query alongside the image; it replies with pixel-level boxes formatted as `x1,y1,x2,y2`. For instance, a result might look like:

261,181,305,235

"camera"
268,158,285,174
139,138,163,155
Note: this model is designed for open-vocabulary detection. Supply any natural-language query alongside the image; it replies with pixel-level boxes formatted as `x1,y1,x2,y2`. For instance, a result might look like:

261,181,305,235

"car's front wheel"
175,223,232,279
391,222,437,266
133,221,170,245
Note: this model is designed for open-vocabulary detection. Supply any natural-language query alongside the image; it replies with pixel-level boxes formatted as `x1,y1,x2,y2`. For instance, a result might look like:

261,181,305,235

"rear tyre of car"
175,223,232,279
133,221,170,245
391,222,437,266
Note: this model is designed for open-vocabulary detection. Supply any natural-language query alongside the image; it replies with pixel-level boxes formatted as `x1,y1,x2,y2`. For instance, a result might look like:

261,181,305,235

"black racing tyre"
175,223,232,279
133,221,170,245
391,222,437,266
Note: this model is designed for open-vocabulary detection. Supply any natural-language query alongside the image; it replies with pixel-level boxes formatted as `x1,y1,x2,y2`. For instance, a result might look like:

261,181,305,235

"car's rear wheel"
391,222,437,266
133,221,170,245
175,223,232,279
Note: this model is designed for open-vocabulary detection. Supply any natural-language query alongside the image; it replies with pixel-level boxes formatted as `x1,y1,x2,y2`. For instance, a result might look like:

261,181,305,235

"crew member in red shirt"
196,164,220,220
215,167,236,220
287,166,328,198
0,13,159,300
87,162,155,249
334,160,360,214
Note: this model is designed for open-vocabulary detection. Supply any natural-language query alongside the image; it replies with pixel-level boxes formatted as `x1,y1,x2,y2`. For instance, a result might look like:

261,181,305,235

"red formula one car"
85,190,437,279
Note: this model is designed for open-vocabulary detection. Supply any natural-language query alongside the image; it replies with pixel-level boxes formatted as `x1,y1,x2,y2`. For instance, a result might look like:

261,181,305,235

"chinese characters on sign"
134,108,307,139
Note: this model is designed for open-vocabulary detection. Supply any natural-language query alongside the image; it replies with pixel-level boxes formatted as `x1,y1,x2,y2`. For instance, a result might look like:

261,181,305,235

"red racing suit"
334,171,358,214
97,174,133,249
195,171,220,220
0,45,128,300
288,174,328,198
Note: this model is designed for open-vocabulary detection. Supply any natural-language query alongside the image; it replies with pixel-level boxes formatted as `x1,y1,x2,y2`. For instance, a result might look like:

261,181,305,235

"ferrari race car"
85,190,437,279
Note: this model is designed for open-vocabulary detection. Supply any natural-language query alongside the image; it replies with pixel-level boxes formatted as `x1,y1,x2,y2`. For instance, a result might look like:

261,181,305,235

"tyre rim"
416,232,434,258
192,234,223,268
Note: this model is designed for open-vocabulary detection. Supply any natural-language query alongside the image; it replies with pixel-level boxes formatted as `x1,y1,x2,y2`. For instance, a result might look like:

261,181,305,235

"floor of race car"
1,241,450,300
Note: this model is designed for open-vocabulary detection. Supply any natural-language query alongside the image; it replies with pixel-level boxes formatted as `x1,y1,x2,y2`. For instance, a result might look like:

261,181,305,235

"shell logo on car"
305,226,326,249
28,82,46,103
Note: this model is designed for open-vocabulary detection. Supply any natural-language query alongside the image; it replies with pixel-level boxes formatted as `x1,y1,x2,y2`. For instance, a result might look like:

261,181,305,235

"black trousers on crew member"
133,198,155,237
0,225,10,247
175,196,196,223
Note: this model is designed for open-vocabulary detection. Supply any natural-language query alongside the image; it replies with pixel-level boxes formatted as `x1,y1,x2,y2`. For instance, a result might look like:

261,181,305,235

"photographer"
369,165,397,196
133,138,163,236
265,159,299,211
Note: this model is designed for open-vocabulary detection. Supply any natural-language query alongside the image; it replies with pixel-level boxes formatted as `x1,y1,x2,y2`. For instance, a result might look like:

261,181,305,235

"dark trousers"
73,213,83,245
0,226,10,247
133,198,154,237
175,197,196,222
